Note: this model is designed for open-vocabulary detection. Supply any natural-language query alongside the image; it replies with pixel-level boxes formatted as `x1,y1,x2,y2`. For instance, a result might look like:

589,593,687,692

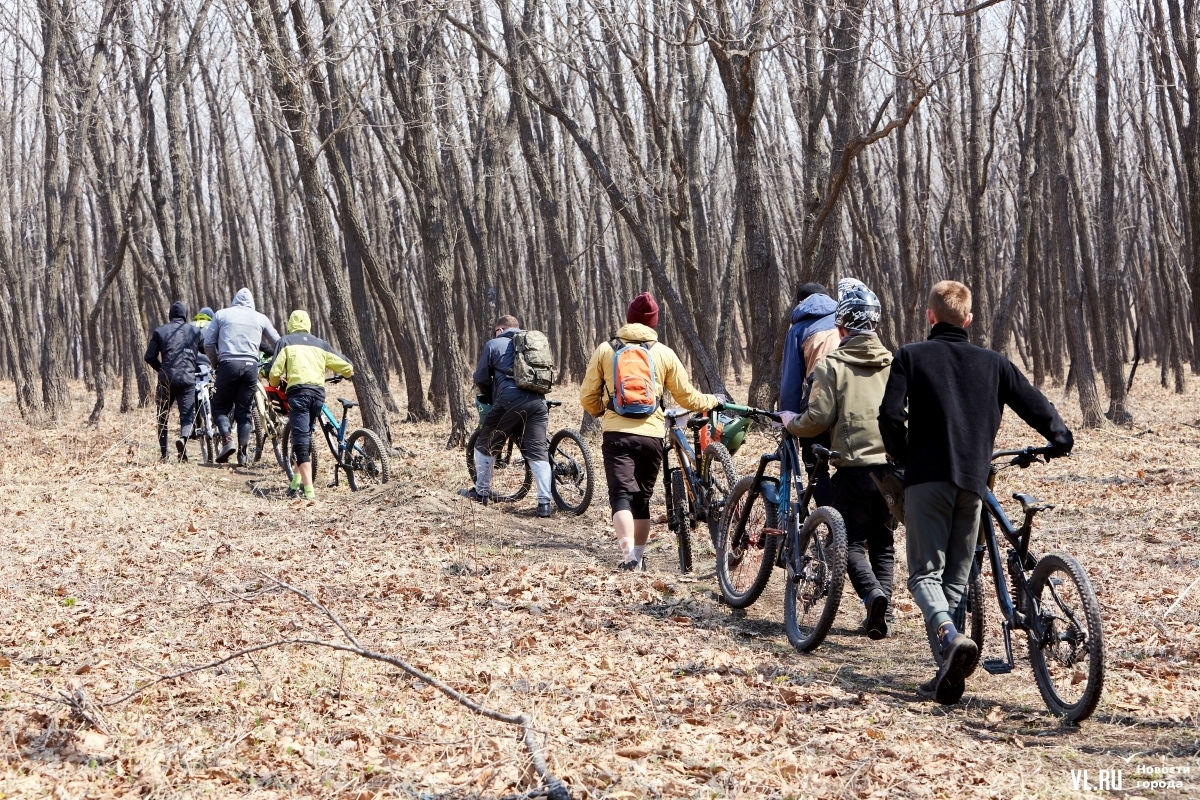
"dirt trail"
0,376,1196,798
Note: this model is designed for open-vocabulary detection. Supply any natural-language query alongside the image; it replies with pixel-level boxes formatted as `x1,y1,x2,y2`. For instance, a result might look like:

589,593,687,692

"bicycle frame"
973,463,1063,672
662,411,719,524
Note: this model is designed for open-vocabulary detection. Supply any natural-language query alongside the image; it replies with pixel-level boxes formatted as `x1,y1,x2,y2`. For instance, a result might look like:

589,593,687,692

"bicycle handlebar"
715,402,781,424
326,375,345,384
991,444,1068,467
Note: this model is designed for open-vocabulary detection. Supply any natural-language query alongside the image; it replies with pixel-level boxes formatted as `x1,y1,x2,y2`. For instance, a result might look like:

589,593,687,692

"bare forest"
3,0,1199,437
2,0,1200,798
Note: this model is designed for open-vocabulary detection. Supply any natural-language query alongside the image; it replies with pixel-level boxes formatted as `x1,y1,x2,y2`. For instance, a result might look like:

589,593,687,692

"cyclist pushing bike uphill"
267,310,354,500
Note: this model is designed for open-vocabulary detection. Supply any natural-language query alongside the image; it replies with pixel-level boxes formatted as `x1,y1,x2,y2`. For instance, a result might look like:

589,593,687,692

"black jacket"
878,323,1073,497
144,301,202,387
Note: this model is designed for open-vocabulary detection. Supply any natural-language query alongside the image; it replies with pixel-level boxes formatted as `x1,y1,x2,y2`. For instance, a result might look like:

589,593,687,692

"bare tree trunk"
244,0,392,441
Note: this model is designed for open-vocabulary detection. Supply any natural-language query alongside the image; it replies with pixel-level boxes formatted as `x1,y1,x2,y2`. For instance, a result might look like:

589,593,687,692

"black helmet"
835,282,881,331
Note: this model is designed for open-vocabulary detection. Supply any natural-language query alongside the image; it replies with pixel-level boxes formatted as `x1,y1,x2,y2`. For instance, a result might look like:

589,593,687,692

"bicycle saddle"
545,400,562,409
1013,492,1054,513
338,398,358,409
686,416,708,430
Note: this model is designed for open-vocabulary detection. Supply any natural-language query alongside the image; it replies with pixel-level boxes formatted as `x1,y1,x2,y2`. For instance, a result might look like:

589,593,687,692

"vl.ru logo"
1071,769,1123,791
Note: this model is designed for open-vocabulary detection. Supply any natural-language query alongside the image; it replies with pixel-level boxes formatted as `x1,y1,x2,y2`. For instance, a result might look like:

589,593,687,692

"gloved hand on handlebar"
1045,441,1072,459
712,393,729,411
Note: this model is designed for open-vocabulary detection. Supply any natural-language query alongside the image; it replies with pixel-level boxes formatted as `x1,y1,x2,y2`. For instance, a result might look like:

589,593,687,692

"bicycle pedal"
981,658,1013,675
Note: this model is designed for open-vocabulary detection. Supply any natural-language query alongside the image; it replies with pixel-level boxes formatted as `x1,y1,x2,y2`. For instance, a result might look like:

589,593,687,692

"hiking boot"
215,436,236,463
536,500,553,518
928,633,979,705
916,678,937,700
457,488,490,506
175,437,188,462
863,591,889,640
159,450,170,463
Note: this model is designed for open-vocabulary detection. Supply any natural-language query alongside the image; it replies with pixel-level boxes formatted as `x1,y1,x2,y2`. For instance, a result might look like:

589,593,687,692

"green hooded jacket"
266,310,354,390
786,334,893,468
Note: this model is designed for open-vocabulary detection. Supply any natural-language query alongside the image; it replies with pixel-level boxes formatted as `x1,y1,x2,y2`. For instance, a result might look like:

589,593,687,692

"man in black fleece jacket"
145,300,202,462
879,280,1073,705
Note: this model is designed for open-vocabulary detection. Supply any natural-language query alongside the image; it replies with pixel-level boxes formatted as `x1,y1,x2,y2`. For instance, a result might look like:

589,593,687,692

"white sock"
530,459,553,502
619,539,635,562
632,545,645,563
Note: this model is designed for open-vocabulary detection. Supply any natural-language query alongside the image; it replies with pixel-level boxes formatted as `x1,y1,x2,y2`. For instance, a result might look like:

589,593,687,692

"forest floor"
0,371,1197,799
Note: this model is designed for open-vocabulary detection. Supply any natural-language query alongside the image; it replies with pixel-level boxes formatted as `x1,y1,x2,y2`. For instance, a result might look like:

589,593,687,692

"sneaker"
159,450,170,463
175,437,187,462
215,437,236,463
930,633,979,705
457,488,490,506
286,487,301,499
536,500,553,518
916,678,937,699
864,591,889,640
616,560,640,572
303,486,316,501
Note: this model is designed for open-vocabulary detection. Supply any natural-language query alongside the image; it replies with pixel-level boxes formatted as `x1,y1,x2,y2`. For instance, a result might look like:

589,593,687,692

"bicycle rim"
783,506,847,652
1027,553,1105,722
489,437,532,502
670,468,692,574
549,429,594,515
716,476,779,608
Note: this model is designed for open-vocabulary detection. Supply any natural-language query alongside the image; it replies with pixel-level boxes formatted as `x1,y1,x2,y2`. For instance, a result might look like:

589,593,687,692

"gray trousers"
905,481,982,658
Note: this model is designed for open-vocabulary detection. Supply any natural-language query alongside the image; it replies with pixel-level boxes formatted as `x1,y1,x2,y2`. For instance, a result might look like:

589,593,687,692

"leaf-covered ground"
0,373,1197,798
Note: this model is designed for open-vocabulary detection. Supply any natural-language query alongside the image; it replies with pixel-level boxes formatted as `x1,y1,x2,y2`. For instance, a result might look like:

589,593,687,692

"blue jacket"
778,294,837,413
472,329,541,406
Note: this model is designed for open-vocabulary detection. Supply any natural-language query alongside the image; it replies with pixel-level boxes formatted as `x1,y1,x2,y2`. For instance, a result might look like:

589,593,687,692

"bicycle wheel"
281,425,319,485
271,417,290,479
1027,553,1105,722
548,428,594,515
783,506,847,653
715,476,780,609
701,442,738,551
345,428,391,491
669,468,693,574
251,404,267,463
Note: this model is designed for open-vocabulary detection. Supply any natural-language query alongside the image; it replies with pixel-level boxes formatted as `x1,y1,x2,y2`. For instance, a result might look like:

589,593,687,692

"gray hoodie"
203,288,281,365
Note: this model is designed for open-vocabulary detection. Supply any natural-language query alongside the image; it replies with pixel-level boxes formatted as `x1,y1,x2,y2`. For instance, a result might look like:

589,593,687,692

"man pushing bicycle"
459,315,557,518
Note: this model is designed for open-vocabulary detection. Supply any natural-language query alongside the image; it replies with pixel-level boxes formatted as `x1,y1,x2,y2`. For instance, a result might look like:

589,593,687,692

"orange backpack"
607,338,658,418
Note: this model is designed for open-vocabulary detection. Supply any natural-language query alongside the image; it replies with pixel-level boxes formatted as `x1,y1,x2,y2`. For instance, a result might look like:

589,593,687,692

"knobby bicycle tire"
1027,552,1105,722
783,505,847,653
345,427,391,491
716,476,780,609
548,428,594,515
701,442,739,552
251,402,267,463
669,468,693,574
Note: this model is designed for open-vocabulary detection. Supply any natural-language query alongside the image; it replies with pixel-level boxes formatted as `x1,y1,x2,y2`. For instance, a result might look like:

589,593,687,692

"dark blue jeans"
287,386,325,464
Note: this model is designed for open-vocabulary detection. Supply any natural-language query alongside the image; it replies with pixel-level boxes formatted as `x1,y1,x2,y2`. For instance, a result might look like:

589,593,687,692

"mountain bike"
962,446,1104,723
714,404,848,653
187,363,217,465
465,398,595,514
251,356,288,470
280,376,390,491
661,408,739,574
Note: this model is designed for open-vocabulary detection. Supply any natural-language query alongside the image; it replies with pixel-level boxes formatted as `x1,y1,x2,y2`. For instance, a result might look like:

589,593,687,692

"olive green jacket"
786,334,893,468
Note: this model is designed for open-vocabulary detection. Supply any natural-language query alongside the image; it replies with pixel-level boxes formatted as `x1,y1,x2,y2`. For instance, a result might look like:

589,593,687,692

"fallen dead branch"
99,574,571,800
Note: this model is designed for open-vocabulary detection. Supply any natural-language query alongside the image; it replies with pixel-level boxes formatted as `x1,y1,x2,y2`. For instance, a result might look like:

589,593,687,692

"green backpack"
510,330,557,393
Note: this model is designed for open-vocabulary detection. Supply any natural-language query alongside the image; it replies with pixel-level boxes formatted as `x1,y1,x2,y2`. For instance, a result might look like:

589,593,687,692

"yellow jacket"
579,323,718,438
267,310,354,390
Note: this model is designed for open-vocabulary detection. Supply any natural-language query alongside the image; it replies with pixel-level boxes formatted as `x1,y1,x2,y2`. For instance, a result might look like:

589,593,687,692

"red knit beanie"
626,292,660,328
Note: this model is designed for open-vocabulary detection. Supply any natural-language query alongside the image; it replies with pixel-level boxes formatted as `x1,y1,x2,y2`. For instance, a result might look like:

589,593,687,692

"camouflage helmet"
835,282,881,332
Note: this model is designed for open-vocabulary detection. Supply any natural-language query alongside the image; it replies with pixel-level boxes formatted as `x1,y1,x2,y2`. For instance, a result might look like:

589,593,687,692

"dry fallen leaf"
616,745,654,759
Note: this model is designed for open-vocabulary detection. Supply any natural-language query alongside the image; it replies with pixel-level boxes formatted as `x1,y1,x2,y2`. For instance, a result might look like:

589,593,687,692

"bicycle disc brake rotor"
794,556,828,610
1041,614,1085,668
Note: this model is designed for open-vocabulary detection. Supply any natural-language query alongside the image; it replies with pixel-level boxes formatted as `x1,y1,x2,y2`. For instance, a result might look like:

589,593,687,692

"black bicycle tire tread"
548,428,595,515
466,431,532,502
702,442,739,552
671,468,693,574
784,506,848,653
716,476,780,609
251,404,267,462
281,424,319,484
345,427,391,491
1027,552,1106,722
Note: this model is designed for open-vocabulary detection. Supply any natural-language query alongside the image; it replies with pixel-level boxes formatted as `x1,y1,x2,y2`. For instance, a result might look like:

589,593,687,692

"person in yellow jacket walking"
267,310,354,500
580,293,721,571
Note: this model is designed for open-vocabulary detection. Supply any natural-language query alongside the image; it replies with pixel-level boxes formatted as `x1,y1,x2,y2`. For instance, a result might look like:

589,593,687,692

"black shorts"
601,432,664,519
